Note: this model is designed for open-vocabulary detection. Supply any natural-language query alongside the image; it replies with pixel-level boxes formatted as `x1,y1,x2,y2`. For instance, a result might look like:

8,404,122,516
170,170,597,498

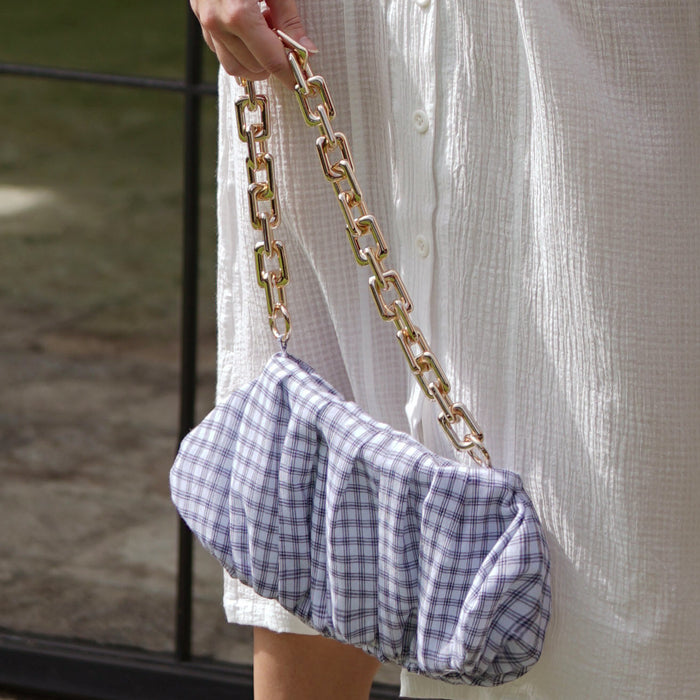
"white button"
412,109,429,133
415,235,430,258
415,0,431,7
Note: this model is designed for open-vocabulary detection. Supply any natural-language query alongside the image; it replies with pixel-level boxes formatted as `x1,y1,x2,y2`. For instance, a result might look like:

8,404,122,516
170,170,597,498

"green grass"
0,1,220,80
0,1,220,340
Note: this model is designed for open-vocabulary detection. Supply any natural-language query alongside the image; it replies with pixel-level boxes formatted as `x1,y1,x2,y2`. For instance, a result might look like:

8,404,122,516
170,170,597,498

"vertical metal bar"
175,5,204,663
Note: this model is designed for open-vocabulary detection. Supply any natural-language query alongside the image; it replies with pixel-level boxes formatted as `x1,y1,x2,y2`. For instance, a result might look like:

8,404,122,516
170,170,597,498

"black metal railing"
0,5,398,699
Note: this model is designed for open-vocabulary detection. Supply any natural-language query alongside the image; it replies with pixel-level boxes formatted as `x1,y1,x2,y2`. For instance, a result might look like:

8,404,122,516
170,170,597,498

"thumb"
265,0,318,53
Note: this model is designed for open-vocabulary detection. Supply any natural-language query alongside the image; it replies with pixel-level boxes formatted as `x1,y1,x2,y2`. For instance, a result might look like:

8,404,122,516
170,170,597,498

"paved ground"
0,304,400,695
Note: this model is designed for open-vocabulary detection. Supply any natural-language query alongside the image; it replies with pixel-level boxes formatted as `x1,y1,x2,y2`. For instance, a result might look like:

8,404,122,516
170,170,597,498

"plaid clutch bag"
170,352,551,686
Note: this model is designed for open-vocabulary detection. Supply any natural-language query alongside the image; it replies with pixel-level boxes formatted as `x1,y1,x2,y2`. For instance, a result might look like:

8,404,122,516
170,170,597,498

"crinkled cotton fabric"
171,353,550,685
215,0,700,697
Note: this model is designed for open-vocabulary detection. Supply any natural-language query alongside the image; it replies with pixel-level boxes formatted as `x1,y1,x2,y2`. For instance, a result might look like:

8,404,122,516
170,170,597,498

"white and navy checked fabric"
170,352,551,685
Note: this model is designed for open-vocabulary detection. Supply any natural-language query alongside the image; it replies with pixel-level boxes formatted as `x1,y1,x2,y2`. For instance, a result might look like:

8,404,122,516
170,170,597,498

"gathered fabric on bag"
171,352,550,686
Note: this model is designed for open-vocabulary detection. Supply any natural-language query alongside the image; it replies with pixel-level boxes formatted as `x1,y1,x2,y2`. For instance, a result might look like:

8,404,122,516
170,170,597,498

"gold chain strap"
233,32,490,467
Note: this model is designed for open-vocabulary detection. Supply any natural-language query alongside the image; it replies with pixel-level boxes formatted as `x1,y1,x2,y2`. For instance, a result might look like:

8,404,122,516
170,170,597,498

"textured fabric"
171,352,550,685
216,1,700,697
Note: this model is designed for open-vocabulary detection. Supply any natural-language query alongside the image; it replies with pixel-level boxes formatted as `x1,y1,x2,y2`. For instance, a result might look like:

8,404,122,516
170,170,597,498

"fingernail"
300,35,319,54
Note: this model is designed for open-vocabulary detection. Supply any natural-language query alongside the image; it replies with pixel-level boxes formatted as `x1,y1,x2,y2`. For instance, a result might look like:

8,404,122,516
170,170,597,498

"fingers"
200,26,216,54
193,0,283,83
266,0,318,53
212,36,270,81
240,7,298,88
191,0,317,89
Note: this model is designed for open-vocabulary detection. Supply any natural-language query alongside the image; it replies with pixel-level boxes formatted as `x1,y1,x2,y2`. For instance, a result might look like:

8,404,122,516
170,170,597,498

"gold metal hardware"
233,37,491,466
316,133,354,180
294,75,335,127
369,270,413,320
235,94,269,142
234,78,290,344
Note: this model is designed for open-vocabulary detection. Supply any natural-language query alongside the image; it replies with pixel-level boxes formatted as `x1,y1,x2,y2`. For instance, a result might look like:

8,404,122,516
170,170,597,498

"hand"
190,0,317,89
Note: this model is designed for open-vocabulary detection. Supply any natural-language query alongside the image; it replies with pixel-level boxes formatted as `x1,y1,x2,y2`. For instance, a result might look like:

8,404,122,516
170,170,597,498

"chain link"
233,32,491,466
234,79,290,344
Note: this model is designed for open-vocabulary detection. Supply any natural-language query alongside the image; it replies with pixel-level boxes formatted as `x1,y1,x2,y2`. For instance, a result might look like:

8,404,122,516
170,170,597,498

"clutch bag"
171,352,550,685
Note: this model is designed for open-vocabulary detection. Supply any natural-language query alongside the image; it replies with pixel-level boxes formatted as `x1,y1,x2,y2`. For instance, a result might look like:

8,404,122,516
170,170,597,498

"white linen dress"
215,1,700,697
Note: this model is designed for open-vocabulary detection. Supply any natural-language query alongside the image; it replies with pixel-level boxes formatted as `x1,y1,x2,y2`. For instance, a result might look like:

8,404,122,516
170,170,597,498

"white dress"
215,1,700,697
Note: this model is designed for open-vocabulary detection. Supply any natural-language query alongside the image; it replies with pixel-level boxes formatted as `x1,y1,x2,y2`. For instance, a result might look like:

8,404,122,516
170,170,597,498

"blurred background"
0,0,235,663
0,3,400,697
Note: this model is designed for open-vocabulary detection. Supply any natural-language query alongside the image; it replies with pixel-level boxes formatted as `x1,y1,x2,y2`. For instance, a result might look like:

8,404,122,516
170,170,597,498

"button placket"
412,109,429,134
390,0,436,335
415,234,431,259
